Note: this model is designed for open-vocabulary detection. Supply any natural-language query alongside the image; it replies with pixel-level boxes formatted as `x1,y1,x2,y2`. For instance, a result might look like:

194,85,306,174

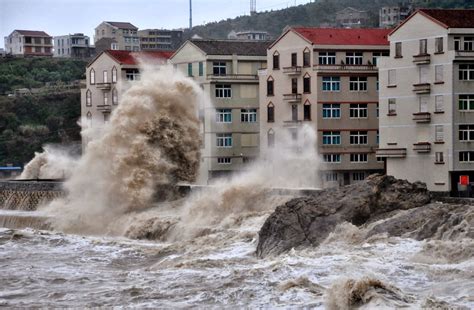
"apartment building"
170,39,269,183
94,21,139,53
379,5,413,28
260,27,390,188
377,9,474,194
138,29,183,51
4,30,53,56
335,7,369,28
54,33,92,58
81,50,172,148
228,31,270,41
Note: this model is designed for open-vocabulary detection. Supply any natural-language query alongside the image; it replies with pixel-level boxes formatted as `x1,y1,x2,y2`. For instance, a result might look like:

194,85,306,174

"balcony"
283,93,302,103
412,54,431,65
375,148,407,158
282,66,302,75
207,74,258,81
455,50,474,60
283,120,302,127
96,105,112,112
412,112,431,123
96,82,111,90
413,142,431,153
413,83,431,94
313,64,377,73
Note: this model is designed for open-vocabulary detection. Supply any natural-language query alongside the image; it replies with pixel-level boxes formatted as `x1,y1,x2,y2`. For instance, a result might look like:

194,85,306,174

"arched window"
112,66,117,83
303,47,311,67
86,111,92,128
86,89,92,106
304,100,311,121
267,102,275,123
112,88,118,105
103,92,108,105
272,51,280,70
90,68,95,84
268,129,275,148
303,73,311,93
267,76,274,96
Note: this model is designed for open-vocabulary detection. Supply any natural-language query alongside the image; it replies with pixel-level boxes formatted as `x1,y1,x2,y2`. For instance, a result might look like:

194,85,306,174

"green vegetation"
0,90,81,166
187,0,474,39
0,57,87,95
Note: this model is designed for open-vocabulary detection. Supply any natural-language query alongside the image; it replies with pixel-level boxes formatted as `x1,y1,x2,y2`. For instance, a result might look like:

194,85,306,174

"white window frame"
459,94,474,111
323,154,341,163
435,125,444,143
322,77,340,92
322,103,341,119
464,37,474,51
352,172,365,181
86,89,92,106
435,152,444,163
435,65,443,83
350,153,368,163
349,104,368,118
349,131,368,145
103,70,108,83
325,172,338,182
215,84,232,98
103,92,108,105
459,64,474,81
241,109,257,123
349,77,368,91
322,131,341,145
345,52,363,65
388,69,396,86
217,157,232,164
216,133,232,148
459,151,474,163
112,67,117,83
318,52,336,65
90,69,95,84
213,62,226,76
459,124,474,142
216,109,232,123
435,95,444,112
388,98,396,114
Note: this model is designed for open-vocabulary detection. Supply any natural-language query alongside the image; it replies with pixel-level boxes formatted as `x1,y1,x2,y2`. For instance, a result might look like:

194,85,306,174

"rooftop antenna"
250,0,256,15
189,0,193,29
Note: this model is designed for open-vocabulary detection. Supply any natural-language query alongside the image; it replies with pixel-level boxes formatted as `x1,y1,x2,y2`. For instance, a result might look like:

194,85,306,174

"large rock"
256,174,431,258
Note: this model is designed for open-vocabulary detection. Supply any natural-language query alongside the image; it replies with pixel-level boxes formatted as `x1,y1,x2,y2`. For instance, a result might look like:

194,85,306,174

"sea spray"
19,145,78,179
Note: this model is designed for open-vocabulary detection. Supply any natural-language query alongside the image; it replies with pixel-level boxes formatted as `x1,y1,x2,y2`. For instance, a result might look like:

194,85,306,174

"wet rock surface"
256,174,432,258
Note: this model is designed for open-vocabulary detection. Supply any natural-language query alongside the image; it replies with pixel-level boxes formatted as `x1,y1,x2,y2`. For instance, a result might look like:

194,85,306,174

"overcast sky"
1,0,311,44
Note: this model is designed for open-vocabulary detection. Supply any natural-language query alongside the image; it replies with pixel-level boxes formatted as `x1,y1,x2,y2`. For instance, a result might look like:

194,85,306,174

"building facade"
229,31,270,41
4,30,53,56
170,39,269,183
377,9,474,194
335,7,369,28
94,21,139,53
260,27,390,188
138,29,183,51
54,33,92,58
379,5,413,28
81,50,172,148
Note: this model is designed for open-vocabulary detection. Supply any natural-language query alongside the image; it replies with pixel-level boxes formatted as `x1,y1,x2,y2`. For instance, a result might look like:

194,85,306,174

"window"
322,77,340,91
216,109,232,123
303,75,311,93
346,52,363,65
103,92,108,105
352,172,366,181
273,52,280,69
90,69,95,84
459,124,474,141
291,53,297,67
388,69,396,86
217,157,231,164
86,112,92,127
322,104,341,118
112,67,117,83
464,37,474,51
459,95,474,111
349,77,367,91
103,70,108,83
267,77,274,96
213,62,226,75
435,125,444,143
434,65,444,83
319,52,336,65
104,113,110,123
350,153,368,163
303,49,310,67
125,69,140,81
241,109,257,123
372,51,389,66
325,172,338,182
187,63,193,76
267,103,275,122
419,96,428,113
199,62,204,76
86,89,92,106
419,39,427,55
435,95,444,112
268,129,275,147
454,37,461,51
459,64,474,81
459,151,474,163
216,133,232,147
304,102,311,121
435,37,444,53
291,105,298,121
215,84,231,98
435,152,444,164
111,43,118,50
395,42,402,57
323,154,341,163
112,88,118,105
350,131,368,145
322,131,341,145
291,78,298,94
349,104,368,118
388,98,396,115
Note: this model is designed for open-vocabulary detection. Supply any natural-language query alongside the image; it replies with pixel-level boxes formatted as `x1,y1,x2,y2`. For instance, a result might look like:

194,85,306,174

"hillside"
186,0,474,39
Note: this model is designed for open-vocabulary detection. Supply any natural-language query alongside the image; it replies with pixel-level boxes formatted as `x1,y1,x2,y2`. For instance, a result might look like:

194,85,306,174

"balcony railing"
283,120,302,126
455,50,474,59
96,82,111,90
413,142,431,153
207,74,258,81
412,54,431,64
283,93,302,103
282,66,302,75
375,148,407,158
96,104,112,112
313,64,377,72
413,83,431,94
412,112,431,123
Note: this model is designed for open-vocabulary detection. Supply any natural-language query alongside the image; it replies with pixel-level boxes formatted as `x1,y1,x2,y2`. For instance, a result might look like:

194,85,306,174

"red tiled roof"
292,27,390,46
14,30,51,37
105,50,173,65
418,9,474,28
105,21,138,30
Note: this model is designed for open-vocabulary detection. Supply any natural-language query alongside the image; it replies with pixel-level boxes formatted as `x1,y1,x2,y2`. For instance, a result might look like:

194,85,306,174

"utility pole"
189,0,193,29
250,0,256,15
